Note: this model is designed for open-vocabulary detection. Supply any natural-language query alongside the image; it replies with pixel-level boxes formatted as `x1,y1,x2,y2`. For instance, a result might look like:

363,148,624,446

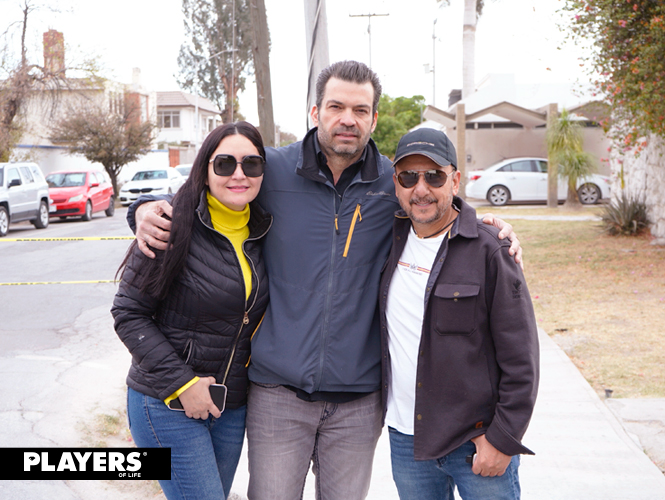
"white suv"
0,162,50,237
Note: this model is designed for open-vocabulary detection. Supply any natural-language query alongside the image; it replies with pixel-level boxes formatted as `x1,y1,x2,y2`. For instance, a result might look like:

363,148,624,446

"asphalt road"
0,207,148,499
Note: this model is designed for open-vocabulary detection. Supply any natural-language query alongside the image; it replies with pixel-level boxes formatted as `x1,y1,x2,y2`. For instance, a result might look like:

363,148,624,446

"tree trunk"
611,133,665,242
249,0,275,147
546,104,559,208
564,184,581,209
462,0,478,99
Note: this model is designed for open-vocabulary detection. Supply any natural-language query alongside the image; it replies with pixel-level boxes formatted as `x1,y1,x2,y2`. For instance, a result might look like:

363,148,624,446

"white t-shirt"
385,226,446,435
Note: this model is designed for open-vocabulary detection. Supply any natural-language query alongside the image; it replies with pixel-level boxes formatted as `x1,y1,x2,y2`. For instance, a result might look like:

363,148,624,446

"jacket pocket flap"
434,284,480,299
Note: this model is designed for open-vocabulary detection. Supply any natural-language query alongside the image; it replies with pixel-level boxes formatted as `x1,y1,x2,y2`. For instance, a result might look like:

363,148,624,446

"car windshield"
47,172,86,187
176,166,192,176
0,166,3,186
132,170,168,181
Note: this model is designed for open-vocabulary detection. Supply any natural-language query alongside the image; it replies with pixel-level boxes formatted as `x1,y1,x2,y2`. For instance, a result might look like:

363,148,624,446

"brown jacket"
379,197,539,460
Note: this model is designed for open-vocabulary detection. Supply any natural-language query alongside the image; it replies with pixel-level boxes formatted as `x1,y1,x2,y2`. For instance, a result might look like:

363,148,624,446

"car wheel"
82,200,93,221
487,185,510,206
32,201,49,229
105,197,115,217
577,183,600,205
0,206,8,237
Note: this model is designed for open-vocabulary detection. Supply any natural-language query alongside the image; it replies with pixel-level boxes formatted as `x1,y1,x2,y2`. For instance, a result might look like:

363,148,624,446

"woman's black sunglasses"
209,154,265,177
396,169,452,189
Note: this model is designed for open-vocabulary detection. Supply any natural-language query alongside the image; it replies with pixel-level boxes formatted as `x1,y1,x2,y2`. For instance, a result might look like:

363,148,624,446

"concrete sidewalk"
230,329,665,499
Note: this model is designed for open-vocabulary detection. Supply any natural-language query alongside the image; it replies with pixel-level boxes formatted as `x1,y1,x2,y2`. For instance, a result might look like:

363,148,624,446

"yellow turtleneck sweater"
163,192,252,406
206,191,252,299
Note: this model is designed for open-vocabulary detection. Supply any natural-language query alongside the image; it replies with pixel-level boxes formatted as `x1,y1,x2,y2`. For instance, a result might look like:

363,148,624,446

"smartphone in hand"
168,383,227,413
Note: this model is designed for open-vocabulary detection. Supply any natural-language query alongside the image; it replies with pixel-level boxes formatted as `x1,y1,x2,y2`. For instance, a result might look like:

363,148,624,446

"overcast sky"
1,0,590,139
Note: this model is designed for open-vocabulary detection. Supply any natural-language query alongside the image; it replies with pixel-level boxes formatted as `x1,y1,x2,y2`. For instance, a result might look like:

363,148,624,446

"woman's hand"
178,376,222,419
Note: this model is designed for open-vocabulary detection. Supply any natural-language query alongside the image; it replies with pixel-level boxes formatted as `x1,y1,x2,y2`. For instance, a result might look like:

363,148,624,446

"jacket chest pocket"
431,284,480,336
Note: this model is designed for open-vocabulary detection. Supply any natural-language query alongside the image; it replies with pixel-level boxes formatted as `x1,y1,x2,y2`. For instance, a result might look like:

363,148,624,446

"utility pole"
349,12,389,69
249,0,275,146
304,0,330,129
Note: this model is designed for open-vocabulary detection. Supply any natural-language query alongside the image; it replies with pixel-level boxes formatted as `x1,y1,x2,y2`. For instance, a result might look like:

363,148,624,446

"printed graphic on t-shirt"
397,260,431,275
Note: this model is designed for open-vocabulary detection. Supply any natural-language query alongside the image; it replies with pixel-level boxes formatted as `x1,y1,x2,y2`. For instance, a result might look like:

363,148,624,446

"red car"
46,170,115,221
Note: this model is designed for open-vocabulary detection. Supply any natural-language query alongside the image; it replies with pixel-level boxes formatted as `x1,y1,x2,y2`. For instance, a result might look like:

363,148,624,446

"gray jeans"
246,382,383,500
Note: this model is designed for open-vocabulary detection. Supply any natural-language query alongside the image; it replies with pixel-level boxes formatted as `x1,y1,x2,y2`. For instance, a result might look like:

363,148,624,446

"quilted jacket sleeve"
111,248,196,400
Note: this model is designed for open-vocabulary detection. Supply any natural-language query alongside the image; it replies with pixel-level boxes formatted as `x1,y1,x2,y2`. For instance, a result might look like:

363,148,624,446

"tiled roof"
157,91,221,114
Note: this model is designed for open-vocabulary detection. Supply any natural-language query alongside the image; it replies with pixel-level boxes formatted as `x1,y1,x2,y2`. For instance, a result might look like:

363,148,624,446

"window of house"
158,111,180,129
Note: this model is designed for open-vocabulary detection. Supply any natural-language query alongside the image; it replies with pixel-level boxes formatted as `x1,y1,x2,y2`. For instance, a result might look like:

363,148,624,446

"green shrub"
600,194,649,236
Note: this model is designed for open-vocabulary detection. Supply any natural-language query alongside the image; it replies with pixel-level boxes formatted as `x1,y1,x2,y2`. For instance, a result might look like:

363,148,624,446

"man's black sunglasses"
396,169,453,189
209,154,265,177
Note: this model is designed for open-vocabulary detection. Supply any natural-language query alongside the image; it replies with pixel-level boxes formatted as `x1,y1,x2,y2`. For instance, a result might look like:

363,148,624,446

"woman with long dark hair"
112,121,272,500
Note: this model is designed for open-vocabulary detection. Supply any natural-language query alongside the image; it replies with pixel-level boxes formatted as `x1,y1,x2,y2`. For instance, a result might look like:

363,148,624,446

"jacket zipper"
197,210,270,385
220,233,262,385
342,204,362,257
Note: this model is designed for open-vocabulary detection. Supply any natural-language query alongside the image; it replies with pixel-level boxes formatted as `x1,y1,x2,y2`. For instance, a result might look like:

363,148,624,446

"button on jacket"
379,197,539,460
113,193,272,408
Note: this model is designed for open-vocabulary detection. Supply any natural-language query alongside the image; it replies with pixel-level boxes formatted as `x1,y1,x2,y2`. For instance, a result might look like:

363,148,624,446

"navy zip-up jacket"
249,128,400,392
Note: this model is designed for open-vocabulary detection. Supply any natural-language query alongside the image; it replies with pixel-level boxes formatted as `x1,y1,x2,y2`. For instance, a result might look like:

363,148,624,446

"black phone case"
168,384,227,412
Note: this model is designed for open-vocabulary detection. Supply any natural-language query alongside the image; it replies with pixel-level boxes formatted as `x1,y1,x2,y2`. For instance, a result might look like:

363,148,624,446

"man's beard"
318,126,367,158
404,195,449,225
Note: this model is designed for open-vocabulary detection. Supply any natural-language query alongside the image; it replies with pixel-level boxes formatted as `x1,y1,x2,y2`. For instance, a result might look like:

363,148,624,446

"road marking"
0,280,117,286
15,354,68,362
0,236,135,242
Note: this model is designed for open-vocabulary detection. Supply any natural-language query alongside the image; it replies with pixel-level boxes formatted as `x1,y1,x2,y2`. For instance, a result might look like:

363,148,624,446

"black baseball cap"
393,128,457,170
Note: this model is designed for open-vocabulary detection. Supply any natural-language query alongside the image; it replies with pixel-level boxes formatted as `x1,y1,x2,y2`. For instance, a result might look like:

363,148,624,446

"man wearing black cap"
379,128,539,500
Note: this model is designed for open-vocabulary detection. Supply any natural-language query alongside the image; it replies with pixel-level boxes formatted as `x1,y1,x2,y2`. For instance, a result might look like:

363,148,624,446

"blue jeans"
389,427,521,500
127,387,246,500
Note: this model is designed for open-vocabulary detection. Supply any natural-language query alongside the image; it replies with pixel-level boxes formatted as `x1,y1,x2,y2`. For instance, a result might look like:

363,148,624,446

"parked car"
0,162,50,237
119,168,185,206
46,169,115,221
175,164,193,180
465,157,611,206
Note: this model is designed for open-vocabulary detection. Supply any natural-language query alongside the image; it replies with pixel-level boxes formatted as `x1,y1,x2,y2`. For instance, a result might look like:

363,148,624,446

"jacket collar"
196,190,273,240
296,127,382,184
394,196,478,240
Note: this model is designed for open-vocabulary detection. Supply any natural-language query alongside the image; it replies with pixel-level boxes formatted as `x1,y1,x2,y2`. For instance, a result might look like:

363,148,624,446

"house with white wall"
422,74,611,176
156,91,222,167
13,30,165,179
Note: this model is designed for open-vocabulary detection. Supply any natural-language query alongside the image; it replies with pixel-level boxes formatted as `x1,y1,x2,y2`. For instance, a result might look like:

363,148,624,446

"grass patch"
501,208,665,398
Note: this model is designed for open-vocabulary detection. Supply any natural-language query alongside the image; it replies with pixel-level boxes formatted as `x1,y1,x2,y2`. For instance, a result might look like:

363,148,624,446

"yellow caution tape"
0,236,135,242
0,280,117,286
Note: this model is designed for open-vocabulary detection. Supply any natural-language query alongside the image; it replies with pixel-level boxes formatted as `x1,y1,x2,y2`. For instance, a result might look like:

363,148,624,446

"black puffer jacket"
112,193,272,409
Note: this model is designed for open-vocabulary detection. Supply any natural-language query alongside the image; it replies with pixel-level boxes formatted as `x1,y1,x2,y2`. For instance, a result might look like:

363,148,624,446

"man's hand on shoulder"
481,213,523,269
470,434,512,477
135,200,173,259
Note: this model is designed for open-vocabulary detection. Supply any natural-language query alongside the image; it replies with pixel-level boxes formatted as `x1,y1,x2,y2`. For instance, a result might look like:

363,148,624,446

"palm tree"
546,109,596,208
437,0,484,99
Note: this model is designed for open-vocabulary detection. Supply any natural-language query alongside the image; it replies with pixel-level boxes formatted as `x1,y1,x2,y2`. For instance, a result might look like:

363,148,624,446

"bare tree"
0,0,101,161
49,100,155,197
